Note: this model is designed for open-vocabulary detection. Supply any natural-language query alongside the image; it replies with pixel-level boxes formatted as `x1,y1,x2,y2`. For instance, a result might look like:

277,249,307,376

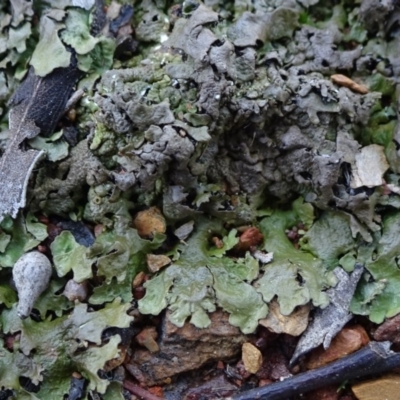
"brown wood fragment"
331,74,369,94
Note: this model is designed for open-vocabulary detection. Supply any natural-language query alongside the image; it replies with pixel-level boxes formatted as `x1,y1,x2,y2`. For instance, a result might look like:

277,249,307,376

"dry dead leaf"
331,74,369,94
259,300,310,336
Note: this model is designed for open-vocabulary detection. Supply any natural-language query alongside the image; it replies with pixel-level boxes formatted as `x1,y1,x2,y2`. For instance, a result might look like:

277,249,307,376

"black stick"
229,341,400,400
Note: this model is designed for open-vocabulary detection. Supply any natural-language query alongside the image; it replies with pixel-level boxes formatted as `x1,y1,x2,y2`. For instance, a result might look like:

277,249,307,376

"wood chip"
242,342,263,374
352,373,400,400
331,74,369,94
146,254,171,273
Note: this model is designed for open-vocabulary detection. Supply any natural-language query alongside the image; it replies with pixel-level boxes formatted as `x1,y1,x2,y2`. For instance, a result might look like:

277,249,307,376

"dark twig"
123,380,165,400
229,341,400,400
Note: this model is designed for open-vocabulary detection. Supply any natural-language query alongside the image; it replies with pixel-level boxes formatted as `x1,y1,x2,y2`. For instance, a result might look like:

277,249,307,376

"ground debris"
126,310,247,386
259,300,310,336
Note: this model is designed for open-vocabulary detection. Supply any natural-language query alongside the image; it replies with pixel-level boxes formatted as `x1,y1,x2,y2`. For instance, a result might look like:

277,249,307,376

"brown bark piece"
352,374,400,400
126,310,247,385
306,325,370,370
242,342,263,374
373,313,400,343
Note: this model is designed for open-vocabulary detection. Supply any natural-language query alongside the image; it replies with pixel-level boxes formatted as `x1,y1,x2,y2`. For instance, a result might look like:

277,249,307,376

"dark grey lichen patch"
82,1,391,233
31,139,108,217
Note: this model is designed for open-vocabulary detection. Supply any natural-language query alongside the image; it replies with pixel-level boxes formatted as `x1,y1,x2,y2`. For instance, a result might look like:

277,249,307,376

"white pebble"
13,251,52,319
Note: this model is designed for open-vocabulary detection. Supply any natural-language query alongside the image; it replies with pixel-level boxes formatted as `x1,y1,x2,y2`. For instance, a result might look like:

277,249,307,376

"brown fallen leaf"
331,74,369,94
242,342,263,374
352,373,400,400
259,300,310,336
305,325,370,370
133,207,166,238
